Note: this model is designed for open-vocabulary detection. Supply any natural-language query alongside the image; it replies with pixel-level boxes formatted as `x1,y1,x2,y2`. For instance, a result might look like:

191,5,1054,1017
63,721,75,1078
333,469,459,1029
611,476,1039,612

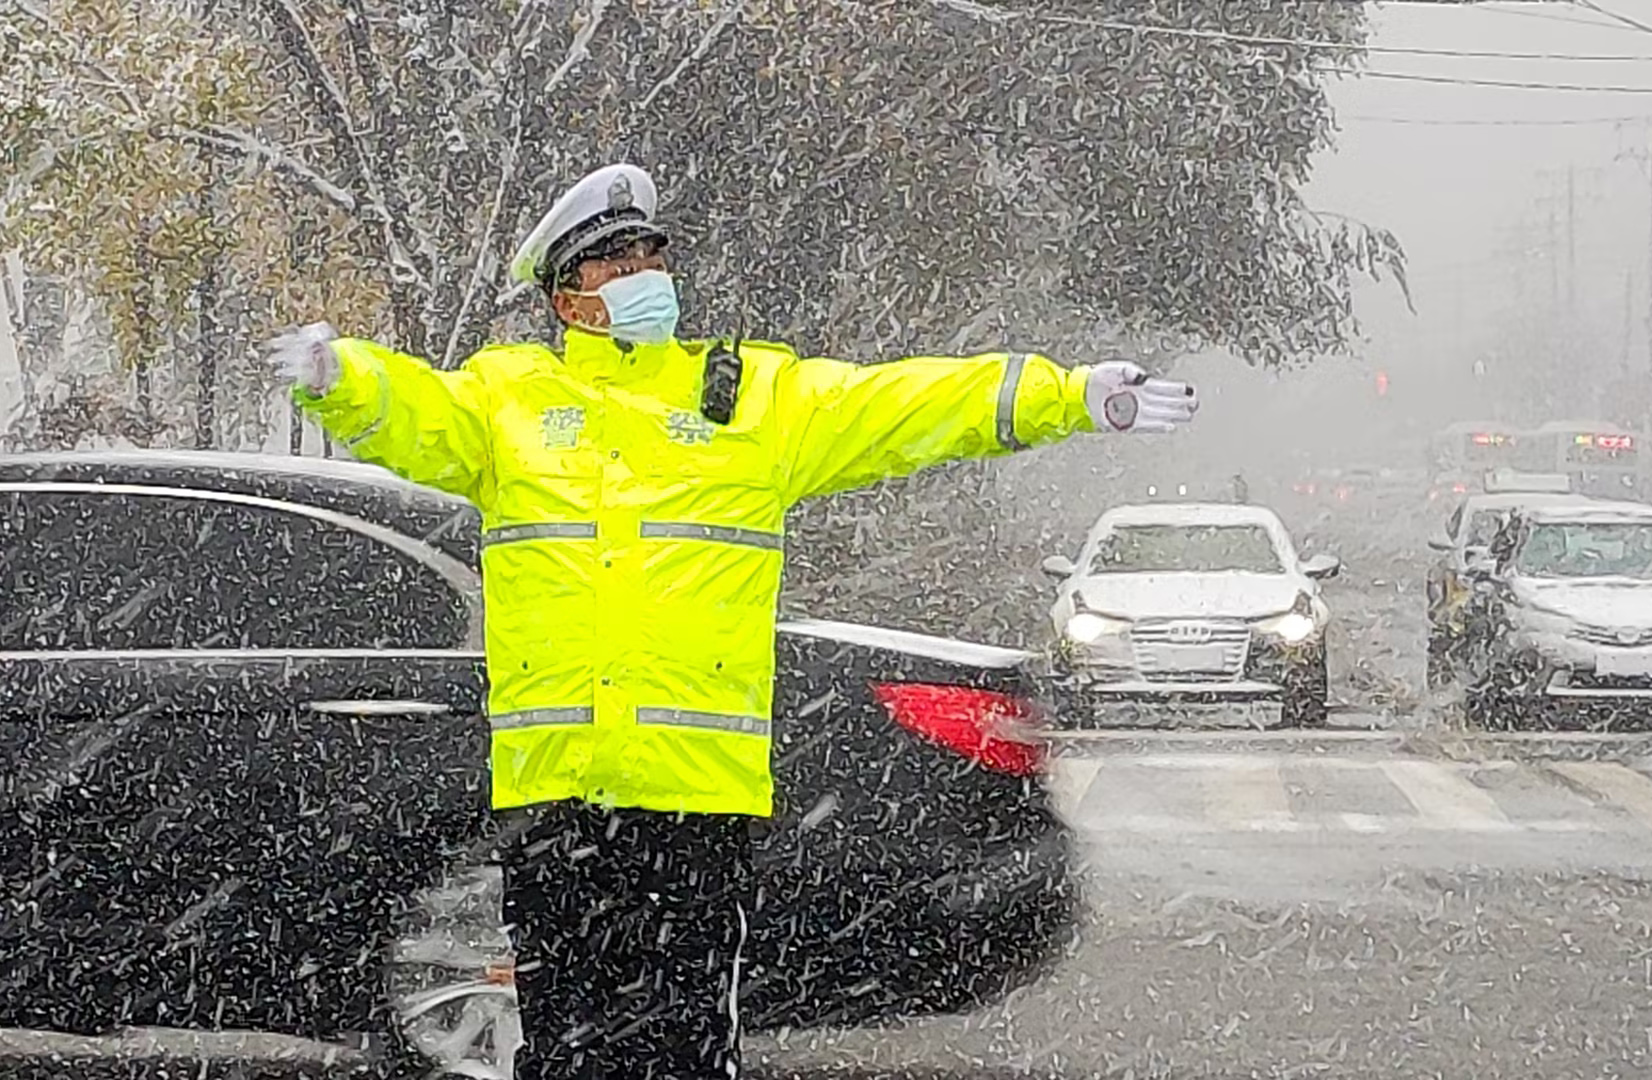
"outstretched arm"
774,349,1194,505
276,325,494,504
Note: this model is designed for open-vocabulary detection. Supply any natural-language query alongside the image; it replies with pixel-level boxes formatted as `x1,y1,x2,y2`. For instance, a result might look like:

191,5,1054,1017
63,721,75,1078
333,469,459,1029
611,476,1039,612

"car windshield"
1514,521,1652,579
1465,509,1504,548
1088,524,1285,574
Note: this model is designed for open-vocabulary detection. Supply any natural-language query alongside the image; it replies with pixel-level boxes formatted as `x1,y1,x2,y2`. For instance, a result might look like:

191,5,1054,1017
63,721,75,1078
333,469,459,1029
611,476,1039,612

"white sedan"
1038,502,1341,727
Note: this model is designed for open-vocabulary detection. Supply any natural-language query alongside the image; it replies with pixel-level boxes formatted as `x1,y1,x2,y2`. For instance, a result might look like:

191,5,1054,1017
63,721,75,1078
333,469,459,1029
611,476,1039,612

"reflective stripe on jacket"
297,328,1093,815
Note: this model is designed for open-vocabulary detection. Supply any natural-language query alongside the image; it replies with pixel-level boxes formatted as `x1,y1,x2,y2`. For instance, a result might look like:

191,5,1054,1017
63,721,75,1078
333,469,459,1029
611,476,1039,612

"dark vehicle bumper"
1478,648,1652,731
745,805,1080,1030
0,821,1080,1074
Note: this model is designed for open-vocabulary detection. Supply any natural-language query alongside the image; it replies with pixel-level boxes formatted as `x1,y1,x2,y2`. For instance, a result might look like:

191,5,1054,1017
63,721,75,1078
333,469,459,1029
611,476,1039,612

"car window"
0,489,471,650
1464,510,1503,548
1444,504,1464,541
1087,524,1285,575
1514,520,1652,580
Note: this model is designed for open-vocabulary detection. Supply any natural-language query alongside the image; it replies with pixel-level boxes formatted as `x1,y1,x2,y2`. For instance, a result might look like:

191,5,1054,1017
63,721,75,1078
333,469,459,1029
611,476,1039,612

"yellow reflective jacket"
298,327,1093,816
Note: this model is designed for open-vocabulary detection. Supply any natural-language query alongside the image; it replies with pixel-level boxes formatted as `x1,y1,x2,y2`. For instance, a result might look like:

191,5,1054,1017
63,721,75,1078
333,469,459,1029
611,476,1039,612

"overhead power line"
927,0,1652,62
1361,68,1652,93
1344,111,1652,126
1483,4,1652,34
1576,0,1652,37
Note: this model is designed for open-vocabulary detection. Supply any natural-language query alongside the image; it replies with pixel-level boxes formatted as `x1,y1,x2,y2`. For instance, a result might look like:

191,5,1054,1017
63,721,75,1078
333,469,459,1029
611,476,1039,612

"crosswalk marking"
1047,755,1102,817
1050,754,1652,836
1549,761,1652,831
1378,759,1511,830
1203,759,1293,830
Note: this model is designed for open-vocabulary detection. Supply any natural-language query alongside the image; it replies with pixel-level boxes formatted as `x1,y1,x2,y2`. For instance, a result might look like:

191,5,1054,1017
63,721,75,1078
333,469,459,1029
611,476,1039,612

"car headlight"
1065,612,1129,645
1257,596,1320,644
1259,612,1319,645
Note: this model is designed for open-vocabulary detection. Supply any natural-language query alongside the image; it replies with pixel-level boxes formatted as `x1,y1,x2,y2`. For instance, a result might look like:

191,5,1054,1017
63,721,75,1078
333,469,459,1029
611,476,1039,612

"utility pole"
1539,196,1552,313
1623,269,1634,377
1611,122,1652,378
1567,164,1578,318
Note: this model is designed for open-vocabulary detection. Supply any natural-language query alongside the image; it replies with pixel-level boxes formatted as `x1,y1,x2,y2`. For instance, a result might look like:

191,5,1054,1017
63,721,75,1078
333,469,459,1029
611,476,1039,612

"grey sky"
1311,1,1652,375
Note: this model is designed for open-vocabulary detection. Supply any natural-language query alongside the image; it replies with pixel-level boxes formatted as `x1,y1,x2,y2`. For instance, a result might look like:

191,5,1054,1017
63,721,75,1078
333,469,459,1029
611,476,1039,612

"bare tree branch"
542,0,612,95
256,0,427,288
172,126,358,211
338,0,417,241
4,0,48,24
439,0,550,367
638,1,744,110
76,62,144,116
441,101,523,369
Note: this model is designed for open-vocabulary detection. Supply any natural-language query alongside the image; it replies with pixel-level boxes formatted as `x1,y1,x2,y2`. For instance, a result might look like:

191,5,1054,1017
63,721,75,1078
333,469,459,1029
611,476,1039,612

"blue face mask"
586,269,680,346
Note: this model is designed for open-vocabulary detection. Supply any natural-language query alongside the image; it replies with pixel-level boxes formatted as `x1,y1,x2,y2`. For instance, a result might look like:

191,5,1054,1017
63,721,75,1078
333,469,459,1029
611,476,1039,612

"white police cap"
508,163,668,287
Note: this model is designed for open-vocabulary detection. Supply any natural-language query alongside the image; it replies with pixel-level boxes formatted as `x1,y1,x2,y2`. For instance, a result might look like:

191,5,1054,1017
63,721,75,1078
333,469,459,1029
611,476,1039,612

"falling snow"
6,2,1652,1079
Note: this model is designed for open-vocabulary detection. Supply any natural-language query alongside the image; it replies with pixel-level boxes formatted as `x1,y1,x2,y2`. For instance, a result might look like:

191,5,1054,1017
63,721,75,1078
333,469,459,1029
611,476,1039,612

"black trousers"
500,801,755,1080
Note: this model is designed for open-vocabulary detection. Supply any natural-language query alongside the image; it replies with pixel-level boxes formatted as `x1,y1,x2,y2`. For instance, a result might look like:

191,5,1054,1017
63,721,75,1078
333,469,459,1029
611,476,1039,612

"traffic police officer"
269,163,1198,1080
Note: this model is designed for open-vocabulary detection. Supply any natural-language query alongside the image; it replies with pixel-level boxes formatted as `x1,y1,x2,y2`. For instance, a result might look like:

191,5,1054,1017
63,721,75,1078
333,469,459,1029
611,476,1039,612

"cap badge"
608,175,634,211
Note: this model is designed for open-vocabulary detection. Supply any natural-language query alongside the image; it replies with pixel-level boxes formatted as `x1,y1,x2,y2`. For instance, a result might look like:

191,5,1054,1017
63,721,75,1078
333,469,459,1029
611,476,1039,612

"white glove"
1082,361,1198,434
267,321,342,395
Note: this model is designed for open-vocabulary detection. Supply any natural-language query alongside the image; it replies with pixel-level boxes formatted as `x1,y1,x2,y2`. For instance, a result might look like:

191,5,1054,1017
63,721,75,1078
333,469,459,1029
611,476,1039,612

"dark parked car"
0,451,1078,1076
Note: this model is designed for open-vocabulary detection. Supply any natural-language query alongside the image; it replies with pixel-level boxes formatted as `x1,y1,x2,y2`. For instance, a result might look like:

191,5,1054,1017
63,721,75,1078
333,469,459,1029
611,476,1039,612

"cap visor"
556,221,669,276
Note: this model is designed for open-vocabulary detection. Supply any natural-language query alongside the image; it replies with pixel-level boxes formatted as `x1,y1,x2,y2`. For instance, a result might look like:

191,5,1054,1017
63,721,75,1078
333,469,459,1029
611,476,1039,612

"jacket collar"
560,326,678,385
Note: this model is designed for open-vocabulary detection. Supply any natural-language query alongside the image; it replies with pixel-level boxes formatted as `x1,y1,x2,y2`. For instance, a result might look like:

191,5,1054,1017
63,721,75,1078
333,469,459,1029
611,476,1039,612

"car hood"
1513,578,1652,630
1071,573,1304,620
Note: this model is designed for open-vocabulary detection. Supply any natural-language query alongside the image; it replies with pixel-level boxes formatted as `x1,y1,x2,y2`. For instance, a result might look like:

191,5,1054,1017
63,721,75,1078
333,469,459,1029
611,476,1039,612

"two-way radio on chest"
700,280,747,427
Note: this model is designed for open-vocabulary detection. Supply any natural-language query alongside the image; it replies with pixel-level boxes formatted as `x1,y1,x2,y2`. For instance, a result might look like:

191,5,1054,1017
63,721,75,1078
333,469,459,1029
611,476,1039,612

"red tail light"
1452,483,1467,494
871,683,1047,777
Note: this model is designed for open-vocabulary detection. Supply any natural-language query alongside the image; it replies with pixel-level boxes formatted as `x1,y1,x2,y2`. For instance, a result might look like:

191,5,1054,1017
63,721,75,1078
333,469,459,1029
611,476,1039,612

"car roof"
0,452,1016,666
1461,492,1594,514
1521,500,1652,524
0,450,482,564
0,449,460,498
1095,502,1286,529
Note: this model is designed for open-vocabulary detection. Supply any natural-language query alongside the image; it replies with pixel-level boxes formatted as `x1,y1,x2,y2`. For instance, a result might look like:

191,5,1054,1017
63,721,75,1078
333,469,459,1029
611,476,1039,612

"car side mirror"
1462,547,1495,578
1301,553,1341,581
1040,554,1077,580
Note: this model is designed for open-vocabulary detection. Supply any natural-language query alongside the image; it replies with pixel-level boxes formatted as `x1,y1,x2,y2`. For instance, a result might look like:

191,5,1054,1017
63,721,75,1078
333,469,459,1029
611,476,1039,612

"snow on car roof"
780,619,1035,669
1523,499,1652,524
1463,492,1589,514
0,449,466,503
1095,502,1286,529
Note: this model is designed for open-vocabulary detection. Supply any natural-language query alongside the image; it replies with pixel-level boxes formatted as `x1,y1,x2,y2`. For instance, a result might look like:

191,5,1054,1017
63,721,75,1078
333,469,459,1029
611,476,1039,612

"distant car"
0,452,1078,1077
1424,485,1589,689
1450,498,1652,729
1036,502,1341,728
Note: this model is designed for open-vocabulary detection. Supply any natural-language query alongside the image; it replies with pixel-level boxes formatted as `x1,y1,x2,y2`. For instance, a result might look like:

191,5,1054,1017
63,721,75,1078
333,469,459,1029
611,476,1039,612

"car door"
0,481,491,1040
1450,507,1511,633
1427,504,1466,633
1458,514,1524,681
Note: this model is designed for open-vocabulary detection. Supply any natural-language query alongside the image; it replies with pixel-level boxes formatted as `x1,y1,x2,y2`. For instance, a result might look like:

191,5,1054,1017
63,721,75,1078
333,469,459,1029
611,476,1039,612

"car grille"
1130,620,1251,682
1574,625,1652,647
